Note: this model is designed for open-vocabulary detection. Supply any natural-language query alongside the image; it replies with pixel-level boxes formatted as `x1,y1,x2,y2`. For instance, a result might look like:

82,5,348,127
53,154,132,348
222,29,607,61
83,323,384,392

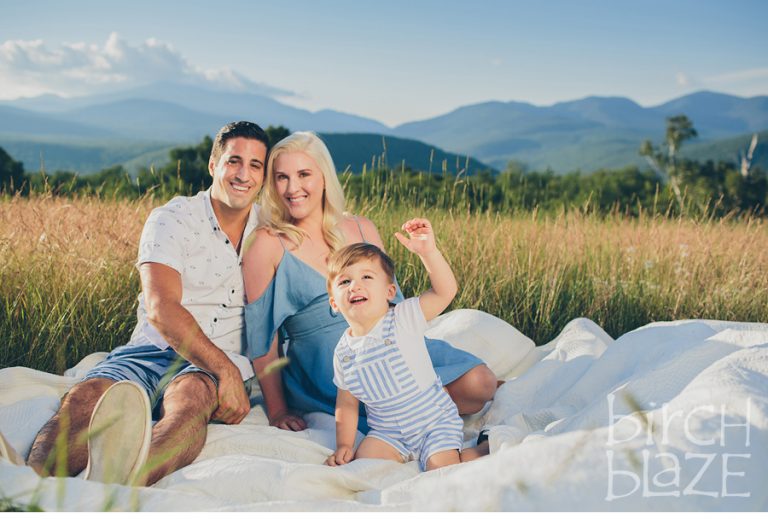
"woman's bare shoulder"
243,227,284,265
339,214,382,244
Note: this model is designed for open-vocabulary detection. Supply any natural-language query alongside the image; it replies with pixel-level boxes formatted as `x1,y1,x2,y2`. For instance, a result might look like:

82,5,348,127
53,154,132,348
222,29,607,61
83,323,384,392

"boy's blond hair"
326,243,395,293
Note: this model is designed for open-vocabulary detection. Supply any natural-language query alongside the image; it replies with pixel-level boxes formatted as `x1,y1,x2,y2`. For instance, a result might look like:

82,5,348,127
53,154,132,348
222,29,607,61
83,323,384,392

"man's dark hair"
210,121,270,164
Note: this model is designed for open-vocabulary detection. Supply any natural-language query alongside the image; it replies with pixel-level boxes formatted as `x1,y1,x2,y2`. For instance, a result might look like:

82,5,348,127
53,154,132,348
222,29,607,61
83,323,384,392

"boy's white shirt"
333,297,438,393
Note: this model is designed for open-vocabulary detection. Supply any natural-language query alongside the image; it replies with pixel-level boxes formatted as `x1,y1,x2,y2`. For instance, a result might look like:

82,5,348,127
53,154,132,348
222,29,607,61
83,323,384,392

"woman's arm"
252,336,306,430
243,229,306,431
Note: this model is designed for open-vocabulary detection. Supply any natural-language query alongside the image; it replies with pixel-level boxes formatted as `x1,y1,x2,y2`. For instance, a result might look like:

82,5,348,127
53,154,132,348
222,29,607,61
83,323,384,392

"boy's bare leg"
27,377,116,477
139,372,218,486
459,442,490,463
354,437,404,464
426,449,461,470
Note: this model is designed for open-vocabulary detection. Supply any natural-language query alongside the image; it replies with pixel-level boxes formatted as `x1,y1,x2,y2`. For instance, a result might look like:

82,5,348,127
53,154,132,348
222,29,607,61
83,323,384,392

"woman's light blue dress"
244,250,482,432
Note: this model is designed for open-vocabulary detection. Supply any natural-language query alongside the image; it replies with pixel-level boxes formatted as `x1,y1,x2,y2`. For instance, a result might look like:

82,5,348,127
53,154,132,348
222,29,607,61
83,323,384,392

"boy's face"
329,257,396,330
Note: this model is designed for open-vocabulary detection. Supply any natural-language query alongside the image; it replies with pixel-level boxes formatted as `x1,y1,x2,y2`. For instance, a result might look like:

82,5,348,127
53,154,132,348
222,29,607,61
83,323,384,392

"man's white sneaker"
83,380,152,486
0,430,25,466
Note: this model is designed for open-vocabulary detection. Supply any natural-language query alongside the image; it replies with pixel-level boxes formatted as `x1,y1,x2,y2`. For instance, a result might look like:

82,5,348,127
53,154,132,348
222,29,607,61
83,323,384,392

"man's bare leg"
140,373,217,486
27,377,116,477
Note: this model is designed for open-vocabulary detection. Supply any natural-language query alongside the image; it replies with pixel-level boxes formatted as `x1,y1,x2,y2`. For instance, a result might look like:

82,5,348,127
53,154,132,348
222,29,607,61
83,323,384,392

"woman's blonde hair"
259,131,346,252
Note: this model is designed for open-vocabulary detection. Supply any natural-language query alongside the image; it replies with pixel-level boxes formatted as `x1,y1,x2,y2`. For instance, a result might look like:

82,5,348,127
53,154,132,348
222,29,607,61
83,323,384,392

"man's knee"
162,372,218,417
62,377,116,411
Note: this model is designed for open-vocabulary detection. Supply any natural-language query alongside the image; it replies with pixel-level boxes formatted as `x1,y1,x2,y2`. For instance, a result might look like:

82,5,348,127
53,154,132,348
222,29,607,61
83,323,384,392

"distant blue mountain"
319,133,491,176
0,105,119,139
393,91,768,172
650,91,768,138
2,81,389,134
1,85,766,174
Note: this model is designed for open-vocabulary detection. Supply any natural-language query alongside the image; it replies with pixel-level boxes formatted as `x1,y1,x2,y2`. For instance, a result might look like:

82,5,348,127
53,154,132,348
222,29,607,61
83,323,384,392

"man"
19,121,269,486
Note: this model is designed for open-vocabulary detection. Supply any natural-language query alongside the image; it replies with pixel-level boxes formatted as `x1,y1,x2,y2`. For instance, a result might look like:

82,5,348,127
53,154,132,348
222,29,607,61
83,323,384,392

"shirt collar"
202,188,260,256
341,308,392,348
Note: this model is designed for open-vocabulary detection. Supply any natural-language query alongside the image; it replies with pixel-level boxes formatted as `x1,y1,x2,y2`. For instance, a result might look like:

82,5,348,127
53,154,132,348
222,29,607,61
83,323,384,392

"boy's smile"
329,258,396,336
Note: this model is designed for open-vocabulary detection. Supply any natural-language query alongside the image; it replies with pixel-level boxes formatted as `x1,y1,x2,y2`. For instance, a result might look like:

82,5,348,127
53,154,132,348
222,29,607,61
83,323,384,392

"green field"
2,193,766,374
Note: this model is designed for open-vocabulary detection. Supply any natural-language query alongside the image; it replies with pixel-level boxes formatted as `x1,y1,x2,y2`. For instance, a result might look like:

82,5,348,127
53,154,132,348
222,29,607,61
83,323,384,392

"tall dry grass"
0,195,152,372
367,205,768,343
2,195,767,372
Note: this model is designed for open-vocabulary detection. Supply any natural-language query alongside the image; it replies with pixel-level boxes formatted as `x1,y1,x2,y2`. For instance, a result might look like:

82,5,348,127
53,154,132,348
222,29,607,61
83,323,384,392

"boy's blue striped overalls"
335,307,464,470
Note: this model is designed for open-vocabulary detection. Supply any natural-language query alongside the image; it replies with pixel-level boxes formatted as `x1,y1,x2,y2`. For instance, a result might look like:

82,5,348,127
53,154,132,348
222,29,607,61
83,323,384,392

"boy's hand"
394,218,436,255
325,446,355,466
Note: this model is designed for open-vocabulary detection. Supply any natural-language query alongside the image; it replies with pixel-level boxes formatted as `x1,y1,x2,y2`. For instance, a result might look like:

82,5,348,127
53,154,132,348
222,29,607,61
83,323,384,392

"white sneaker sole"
83,380,152,485
0,430,25,466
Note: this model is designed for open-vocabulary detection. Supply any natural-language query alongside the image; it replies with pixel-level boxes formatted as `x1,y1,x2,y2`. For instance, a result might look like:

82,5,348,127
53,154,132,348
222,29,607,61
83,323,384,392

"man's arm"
326,389,359,466
140,262,250,424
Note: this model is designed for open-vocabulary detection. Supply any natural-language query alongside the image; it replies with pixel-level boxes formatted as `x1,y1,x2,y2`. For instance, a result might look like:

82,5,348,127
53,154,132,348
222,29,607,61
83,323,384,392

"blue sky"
1,0,766,126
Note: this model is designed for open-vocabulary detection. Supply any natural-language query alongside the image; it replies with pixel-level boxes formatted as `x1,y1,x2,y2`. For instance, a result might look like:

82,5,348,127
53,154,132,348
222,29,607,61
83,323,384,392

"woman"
242,132,497,431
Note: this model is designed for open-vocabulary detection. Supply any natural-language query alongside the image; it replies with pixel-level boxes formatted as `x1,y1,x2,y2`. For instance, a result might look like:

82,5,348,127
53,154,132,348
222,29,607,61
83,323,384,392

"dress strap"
353,216,368,243
277,234,288,251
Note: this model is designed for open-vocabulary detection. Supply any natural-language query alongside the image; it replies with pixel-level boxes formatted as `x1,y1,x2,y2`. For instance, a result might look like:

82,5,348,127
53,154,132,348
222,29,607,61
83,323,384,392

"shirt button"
231,289,235,294
342,356,351,363
222,304,227,308
384,339,393,345
213,318,218,323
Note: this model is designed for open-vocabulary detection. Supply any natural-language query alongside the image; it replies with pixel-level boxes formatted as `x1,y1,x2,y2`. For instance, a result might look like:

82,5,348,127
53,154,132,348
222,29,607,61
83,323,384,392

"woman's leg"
445,364,497,415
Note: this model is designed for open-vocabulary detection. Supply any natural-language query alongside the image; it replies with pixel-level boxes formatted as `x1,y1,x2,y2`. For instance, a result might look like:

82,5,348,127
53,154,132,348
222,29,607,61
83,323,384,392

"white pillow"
426,309,535,379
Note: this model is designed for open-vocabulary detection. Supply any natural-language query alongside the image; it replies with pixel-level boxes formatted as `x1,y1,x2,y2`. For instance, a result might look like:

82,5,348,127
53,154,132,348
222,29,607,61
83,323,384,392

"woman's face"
273,151,326,222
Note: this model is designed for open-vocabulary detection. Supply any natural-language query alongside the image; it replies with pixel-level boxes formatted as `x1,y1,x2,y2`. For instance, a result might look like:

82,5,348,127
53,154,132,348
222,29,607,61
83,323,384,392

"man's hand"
269,410,307,431
211,371,251,424
325,445,355,466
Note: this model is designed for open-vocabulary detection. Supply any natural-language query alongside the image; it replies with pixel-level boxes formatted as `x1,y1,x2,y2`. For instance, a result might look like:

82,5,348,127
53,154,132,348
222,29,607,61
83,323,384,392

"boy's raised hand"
394,218,436,255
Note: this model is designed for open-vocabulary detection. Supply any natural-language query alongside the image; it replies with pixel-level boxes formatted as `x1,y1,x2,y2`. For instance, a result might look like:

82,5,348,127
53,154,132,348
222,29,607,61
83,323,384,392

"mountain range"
1,82,766,175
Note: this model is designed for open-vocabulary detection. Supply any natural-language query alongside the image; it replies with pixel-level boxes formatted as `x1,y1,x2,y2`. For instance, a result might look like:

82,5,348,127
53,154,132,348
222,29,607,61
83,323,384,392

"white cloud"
705,67,768,84
675,72,691,87
0,32,292,100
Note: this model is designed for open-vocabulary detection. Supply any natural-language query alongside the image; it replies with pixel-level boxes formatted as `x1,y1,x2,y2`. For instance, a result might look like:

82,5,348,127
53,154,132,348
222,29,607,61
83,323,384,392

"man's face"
209,137,267,212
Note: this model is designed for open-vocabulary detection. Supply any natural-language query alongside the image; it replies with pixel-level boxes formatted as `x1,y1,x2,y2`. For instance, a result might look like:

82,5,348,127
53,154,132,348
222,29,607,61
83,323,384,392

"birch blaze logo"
604,393,752,501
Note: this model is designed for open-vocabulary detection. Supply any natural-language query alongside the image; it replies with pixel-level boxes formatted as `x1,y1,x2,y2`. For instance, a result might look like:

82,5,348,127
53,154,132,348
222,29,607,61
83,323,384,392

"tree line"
1,119,765,218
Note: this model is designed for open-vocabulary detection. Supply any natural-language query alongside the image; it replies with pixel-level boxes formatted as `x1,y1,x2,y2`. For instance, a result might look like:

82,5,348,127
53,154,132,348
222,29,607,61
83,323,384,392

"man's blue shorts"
83,344,216,417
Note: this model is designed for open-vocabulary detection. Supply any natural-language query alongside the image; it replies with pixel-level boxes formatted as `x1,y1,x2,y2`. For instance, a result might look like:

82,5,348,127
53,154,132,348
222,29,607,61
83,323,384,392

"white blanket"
1,312,766,511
